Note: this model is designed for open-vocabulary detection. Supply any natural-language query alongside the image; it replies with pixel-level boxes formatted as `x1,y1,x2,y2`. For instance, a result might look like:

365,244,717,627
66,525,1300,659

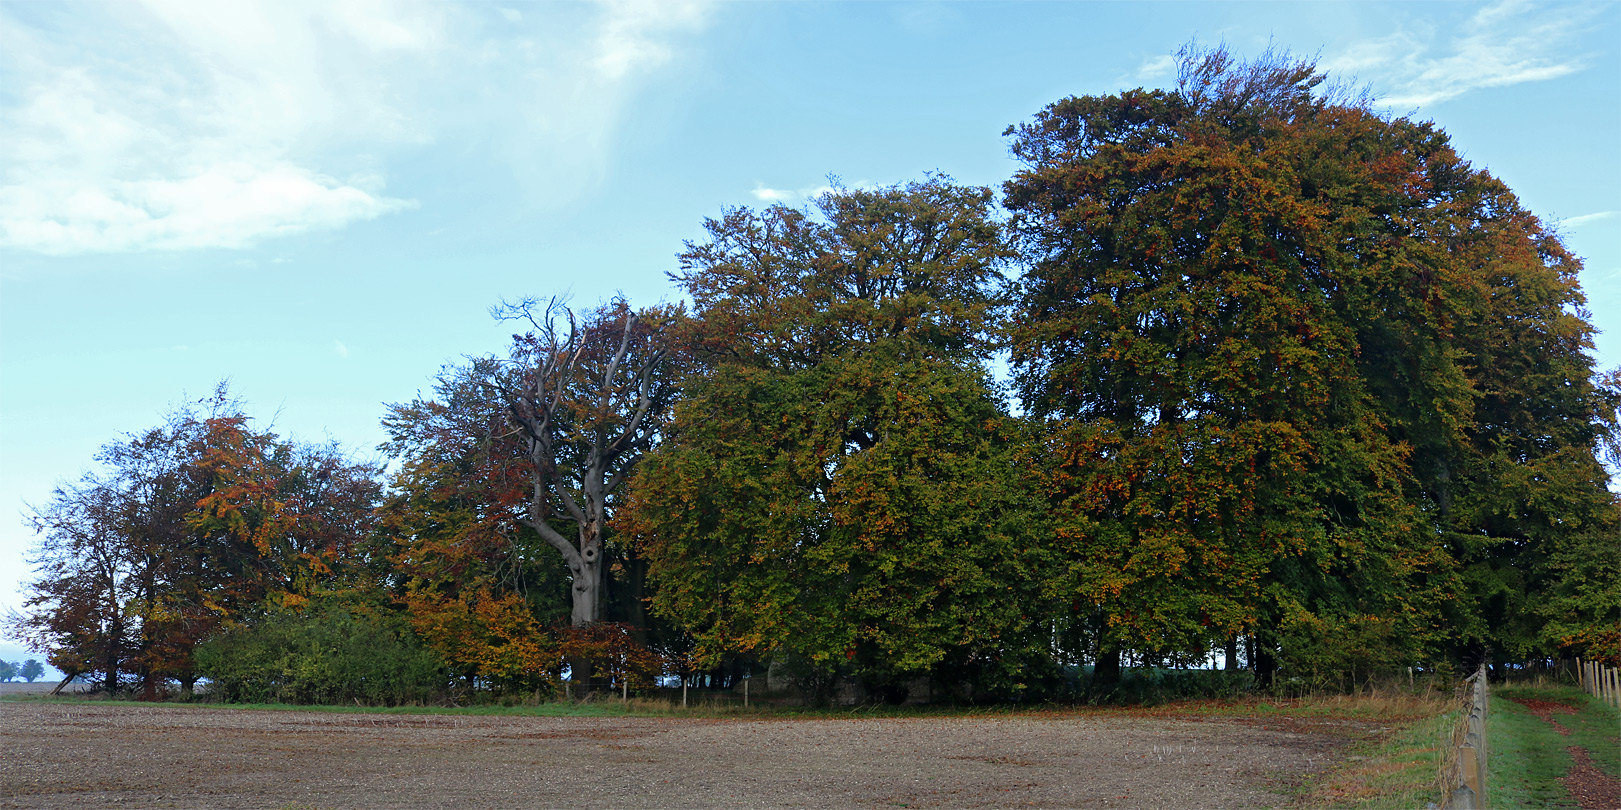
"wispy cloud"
333,340,350,359
1136,54,1177,83
0,1,431,255
1562,211,1617,230
1324,0,1597,108
0,0,714,256
751,181,857,205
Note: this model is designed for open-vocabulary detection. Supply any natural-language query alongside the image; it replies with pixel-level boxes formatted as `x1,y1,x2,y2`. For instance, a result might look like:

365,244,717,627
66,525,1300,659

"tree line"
10,47,1619,704
0,659,45,683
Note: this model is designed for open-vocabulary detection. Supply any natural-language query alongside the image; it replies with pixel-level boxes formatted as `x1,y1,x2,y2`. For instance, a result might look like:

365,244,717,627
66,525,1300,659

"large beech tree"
381,298,678,694
477,298,677,631
1006,45,1616,680
625,177,1053,700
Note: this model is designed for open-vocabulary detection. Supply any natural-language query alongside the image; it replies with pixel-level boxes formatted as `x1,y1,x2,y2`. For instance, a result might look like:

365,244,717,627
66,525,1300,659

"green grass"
1487,682,1621,809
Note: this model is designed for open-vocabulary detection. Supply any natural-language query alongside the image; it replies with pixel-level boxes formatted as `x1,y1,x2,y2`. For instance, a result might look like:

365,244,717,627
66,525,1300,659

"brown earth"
1561,746,1621,810
0,700,1374,809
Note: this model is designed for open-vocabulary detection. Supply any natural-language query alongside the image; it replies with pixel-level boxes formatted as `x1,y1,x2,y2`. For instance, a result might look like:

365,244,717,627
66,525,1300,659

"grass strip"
1488,682,1621,809
1289,705,1454,809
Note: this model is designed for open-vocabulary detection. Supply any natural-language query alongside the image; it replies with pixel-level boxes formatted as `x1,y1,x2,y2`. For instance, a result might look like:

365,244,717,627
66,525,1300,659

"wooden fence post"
1445,665,1490,810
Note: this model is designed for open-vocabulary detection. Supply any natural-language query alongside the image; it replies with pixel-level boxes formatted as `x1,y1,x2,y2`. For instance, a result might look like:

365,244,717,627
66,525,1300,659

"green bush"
196,602,447,706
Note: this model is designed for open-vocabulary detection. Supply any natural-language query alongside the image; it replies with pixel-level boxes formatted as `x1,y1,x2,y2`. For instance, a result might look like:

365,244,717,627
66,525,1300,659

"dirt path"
0,701,1360,809
1507,696,1576,736
1561,747,1621,810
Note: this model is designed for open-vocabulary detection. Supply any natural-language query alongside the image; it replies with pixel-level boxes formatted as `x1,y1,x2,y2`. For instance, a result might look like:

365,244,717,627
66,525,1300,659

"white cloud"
333,340,350,358
1324,0,1597,108
1136,54,1176,83
593,0,708,80
0,1,431,255
487,0,712,202
1562,211,1617,230
0,0,714,256
751,185,795,202
1,162,412,254
750,182,843,204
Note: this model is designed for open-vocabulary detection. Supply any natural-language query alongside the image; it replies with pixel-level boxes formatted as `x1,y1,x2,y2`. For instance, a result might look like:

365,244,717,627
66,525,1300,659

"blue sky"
2,0,1618,669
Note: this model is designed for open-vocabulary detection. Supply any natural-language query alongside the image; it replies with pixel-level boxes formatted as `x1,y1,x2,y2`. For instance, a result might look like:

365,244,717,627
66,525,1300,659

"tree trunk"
568,538,604,626
1224,636,1239,671
612,550,651,645
51,672,77,697
1093,646,1122,689
102,615,121,694
1255,644,1278,689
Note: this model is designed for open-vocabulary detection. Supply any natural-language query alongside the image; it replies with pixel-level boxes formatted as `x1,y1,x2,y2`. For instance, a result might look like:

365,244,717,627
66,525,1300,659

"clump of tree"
8,386,388,698
0,658,42,683
9,43,1618,707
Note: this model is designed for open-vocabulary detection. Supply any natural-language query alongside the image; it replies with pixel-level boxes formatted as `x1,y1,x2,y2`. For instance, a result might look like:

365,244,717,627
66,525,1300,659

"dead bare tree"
478,297,675,640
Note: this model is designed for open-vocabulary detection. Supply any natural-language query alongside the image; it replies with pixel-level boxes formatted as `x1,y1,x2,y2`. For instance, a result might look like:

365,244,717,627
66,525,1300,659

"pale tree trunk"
489,297,672,699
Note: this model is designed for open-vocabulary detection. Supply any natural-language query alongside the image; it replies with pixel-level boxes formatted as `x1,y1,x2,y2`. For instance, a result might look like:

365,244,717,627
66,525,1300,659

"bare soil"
0,700,1369,809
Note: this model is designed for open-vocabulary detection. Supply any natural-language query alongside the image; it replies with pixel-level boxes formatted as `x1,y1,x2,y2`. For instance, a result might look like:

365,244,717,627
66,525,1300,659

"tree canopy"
1004,44,1618,680
11,387,382,696
623,177,1054,702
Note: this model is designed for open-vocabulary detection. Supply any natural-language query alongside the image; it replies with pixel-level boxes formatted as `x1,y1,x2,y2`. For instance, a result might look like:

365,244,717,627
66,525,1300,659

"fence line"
1577,657,1620,709
1442,664,1489,810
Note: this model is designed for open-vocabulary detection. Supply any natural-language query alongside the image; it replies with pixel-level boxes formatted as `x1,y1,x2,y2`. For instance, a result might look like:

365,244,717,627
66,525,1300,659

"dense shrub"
196,602,447,705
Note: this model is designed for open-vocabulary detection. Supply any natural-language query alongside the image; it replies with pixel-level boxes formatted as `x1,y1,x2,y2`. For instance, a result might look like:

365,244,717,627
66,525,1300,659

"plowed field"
0,700,1373,809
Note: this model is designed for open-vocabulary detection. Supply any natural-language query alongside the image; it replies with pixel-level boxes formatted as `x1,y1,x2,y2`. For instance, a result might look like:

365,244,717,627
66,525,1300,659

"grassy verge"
1488,682,1621,809
1290,709,1454,809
